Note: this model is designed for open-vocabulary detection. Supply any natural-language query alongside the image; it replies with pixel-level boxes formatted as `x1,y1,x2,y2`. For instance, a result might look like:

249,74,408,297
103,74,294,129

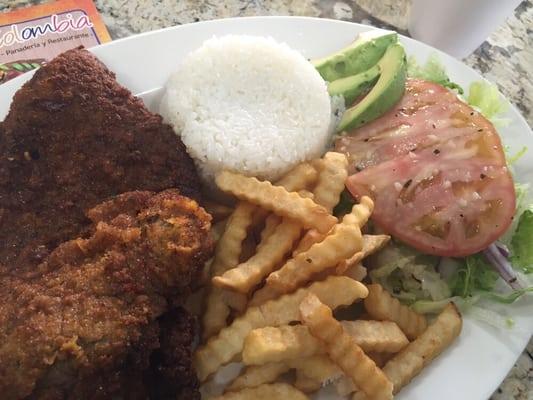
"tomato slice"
336,79,506,173
340,79,515,257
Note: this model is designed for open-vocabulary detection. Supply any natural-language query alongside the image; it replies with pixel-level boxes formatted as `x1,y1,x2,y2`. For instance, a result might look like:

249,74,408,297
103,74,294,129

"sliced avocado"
337,43,407,133
313,31,397,82
328,64,380,106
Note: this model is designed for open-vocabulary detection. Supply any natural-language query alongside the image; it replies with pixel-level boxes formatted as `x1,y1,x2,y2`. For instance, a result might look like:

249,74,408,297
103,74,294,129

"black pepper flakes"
480,173,486,179
306,258,312,263
403,179,412,189
433,149,441,155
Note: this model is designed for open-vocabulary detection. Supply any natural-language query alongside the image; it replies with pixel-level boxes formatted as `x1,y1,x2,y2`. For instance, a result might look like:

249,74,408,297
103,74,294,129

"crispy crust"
0,190,212,399
0,47,207,399
0,47,200,272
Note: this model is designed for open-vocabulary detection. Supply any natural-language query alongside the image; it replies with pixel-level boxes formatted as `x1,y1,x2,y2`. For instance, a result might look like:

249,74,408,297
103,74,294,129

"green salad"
338,55,533,327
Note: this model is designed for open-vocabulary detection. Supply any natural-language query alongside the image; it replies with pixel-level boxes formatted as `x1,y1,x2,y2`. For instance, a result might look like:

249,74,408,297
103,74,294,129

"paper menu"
0,0,111,84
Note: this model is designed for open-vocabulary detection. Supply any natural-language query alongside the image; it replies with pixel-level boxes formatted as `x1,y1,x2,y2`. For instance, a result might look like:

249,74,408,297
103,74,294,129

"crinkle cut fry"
366,351,393,368
227,355,340,392
248,285,279,307
292,229,326,256
266,200,371,294
259,214,281,244
343,263,367,282
293,197,374,266
383,303,462,394
340,320,409,353
336,234,390,274
227,362,290,391
212,218,302,293
293,152,348,256
339,195,374,229
211,164,319,294
203,286,244,340
215,170,337,233
275,162,319,192
242,321,407,366
194,276,368,381
364,283,427,340
222,164,316,257
242,325,323,365
204,164,317,338
299,294,393,400
287,355,342,386
202,202,255,339
211,202,256,276
257,163,318,244
311,151,349,212
348,305,462,398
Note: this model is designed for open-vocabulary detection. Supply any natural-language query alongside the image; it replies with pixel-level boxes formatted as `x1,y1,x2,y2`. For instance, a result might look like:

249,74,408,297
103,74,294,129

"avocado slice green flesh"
328,64,380,106
312,31,397,82
337,43,407,133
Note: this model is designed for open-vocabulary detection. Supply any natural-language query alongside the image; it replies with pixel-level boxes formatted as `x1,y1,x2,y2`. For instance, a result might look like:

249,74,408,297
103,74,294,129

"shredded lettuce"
412,296,515,329
407,54,512,127
479,287,533,304
511,206,533,273
369,242,450,303
500,183,530,245
425,251,531,309
411,297,462,314
506,145,528,165
449,253,499,298
467,81,509,125
372,239,533,321
407,54,463,94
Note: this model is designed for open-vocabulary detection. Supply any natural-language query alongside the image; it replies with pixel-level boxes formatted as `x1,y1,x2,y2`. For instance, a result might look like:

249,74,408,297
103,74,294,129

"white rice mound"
161,35,332,182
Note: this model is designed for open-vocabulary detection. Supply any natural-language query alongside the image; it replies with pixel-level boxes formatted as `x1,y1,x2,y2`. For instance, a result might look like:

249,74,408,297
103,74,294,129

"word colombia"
0,13,93,48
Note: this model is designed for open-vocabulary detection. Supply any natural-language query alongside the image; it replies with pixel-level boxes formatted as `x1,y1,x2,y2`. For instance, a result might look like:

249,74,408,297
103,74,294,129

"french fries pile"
196,152,463,400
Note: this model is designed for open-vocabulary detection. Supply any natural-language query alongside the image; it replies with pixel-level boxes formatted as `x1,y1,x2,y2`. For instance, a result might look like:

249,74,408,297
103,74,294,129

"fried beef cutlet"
144,309,201,400
0,47,200,273
0,190,213,400
0,48,210,399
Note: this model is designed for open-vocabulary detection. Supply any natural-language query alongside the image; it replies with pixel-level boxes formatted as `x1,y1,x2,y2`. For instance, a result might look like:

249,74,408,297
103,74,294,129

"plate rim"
0,15,531,400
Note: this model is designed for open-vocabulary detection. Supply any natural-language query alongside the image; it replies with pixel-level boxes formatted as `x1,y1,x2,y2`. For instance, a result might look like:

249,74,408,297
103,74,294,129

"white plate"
1,16,531,400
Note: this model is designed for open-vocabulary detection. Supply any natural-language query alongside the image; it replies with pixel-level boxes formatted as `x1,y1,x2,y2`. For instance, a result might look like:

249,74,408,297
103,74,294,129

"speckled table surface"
1,0,532,398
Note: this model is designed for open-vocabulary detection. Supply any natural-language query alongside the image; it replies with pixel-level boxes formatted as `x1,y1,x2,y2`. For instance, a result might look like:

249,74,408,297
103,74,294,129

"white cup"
409,0,523,59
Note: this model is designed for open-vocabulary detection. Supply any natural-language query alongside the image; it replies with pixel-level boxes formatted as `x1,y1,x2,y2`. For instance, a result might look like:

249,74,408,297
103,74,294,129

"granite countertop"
1,0,532,398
